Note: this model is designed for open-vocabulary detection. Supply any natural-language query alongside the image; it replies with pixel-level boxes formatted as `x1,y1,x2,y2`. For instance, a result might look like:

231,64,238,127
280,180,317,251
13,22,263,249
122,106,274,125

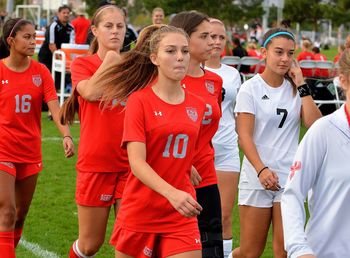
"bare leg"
272,203,287,258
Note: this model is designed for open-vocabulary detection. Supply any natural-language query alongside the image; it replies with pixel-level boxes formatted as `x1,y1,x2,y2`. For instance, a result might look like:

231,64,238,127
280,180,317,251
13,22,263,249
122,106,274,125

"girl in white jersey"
230,28,322,258
204,18,241,258
281,49,350,258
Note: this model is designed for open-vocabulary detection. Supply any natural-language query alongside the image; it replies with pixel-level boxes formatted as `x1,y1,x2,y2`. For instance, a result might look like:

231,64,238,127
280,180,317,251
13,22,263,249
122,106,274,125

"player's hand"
167,188,202,218
287,59,305,87
298,255,316,258
190,166,202,186
63,137,75,158
258,168,281,191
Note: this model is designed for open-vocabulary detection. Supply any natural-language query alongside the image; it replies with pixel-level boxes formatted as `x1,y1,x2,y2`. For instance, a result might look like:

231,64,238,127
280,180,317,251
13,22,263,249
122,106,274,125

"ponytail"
59,93,79,125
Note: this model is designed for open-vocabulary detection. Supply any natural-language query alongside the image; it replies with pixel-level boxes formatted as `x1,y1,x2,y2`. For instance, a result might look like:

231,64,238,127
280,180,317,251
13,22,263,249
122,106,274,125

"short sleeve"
234,84,255,115
70,57,92,88
40,63,58,103
122,92,146,148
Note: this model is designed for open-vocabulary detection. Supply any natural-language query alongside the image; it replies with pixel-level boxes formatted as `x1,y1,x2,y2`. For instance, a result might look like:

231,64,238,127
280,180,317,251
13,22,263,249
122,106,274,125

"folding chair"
35,30,45,54
51,50,68,106
60,43,89,71
299,60,316,77
221,56,241,67
314,60,334,78
238,56,263,82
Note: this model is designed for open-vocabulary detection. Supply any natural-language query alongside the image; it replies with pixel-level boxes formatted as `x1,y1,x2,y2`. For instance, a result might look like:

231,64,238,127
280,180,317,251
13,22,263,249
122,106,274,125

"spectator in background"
281,19,291,29
152,7,165,25
38,5,75,76
297,39,314,77
121,7,138,52
312,46,329,78
246,41,264,73
232,37,250,73
334,44,345,64
71,8,90,44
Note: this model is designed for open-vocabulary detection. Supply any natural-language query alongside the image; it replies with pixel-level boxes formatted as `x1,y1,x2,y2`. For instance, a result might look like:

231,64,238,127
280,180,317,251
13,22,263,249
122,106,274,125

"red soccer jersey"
181,69,222,188
71,16,90,44
71,54,128,172
297,51,315,77
0,59,57,163
314,53,329,77
117,86,205,233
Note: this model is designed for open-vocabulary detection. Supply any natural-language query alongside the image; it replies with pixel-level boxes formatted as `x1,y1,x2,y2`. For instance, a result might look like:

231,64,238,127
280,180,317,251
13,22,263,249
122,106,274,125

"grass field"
13,112,309,258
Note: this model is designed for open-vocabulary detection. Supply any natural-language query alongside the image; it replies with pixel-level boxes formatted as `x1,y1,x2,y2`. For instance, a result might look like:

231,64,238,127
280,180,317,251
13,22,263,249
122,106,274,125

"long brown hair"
97,25,188,106
59,5,125,125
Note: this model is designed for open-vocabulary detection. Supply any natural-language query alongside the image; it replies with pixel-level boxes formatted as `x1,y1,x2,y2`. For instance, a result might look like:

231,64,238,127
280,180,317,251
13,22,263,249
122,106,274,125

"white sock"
73,240,96,258
223,239,233,258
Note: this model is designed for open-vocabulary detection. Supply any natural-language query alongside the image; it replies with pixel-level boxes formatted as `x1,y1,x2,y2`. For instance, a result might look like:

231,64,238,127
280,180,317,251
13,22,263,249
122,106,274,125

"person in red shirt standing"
0,18,74,258
170,11,224,258
71,8,90,44
312,46,329,78
297,39,314,77
94,24,206,257
60,5,128,258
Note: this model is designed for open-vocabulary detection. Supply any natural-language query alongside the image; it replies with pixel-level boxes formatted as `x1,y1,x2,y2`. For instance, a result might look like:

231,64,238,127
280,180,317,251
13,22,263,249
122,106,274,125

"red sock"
0,231,15,258
69,241,82,258
14,228,23,248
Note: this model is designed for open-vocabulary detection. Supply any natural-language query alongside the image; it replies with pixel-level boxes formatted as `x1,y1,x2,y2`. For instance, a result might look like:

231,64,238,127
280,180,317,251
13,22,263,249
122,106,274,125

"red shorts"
0,161,43,180
76,171,129,207
111,225,202,258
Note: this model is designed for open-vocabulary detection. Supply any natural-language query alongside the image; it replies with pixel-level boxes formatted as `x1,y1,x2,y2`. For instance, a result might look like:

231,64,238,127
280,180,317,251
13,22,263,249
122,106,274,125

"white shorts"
238,188,284,208
213,143,240,172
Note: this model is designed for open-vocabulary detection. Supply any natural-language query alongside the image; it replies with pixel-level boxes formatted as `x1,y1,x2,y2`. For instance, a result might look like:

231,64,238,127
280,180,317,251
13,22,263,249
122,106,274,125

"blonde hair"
89,5,125,54
302,39,312,50
247,41,257,50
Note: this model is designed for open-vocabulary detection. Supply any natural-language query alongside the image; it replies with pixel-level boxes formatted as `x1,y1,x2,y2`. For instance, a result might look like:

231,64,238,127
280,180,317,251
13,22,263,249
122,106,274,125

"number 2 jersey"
234,74,301,189
181,69,222,188
116,86,205,233
0,59,57,163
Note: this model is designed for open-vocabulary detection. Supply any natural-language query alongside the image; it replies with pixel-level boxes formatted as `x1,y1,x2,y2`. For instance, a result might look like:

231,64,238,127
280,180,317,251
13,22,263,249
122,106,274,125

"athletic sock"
14,228,23,248
223,239,233,258
0,231,16,258
69,240,96,258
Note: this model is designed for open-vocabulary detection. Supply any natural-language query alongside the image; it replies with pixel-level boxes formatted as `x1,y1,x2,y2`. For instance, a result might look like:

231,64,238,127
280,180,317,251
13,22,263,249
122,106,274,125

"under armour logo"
262,94,269,100
154,111,162,116
195,238,201,244
1,80,8,85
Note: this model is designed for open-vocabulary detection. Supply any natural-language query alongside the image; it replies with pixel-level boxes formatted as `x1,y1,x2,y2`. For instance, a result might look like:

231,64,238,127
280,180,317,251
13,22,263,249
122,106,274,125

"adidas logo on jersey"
154,111,162,116
1,79,8,85
262,94,269,100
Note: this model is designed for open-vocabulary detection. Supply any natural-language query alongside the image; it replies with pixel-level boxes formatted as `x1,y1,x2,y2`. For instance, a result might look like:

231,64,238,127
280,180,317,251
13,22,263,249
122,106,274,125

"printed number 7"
276,108,288,128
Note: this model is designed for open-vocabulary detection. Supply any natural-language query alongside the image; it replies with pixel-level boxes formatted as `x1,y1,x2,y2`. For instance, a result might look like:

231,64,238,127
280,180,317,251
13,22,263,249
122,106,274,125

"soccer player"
170,11,224,258
230,28,322,258
0,18,74,257
204,18,241,258
96,24,206,258
296,39,314,77
59,5,128,258
281,49,350,258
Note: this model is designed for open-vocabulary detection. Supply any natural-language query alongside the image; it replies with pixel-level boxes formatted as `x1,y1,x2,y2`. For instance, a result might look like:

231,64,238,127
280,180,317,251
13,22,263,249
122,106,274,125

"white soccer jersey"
234,74,301,189
205,64,240,157
282,105,350,258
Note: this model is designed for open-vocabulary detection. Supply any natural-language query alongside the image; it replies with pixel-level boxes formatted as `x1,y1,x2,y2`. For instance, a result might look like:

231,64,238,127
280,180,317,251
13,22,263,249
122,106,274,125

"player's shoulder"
204,68,222,84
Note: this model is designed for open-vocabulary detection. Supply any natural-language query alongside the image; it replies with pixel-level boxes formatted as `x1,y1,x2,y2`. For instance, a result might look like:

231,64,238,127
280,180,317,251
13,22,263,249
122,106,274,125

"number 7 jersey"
0,60,57,163
118,86,205,233
234,74,301,189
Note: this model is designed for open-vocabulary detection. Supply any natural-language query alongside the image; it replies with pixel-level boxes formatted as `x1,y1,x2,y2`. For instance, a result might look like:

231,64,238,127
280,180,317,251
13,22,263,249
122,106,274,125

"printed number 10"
163,134,189,158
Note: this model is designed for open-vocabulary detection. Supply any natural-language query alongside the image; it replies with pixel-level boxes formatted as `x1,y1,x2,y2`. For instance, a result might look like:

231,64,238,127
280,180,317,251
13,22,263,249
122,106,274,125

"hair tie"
263,31,295,48
9,19,23,38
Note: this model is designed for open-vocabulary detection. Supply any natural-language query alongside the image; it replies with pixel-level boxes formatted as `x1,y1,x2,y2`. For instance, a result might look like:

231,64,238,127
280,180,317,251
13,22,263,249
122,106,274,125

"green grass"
16,113,309,258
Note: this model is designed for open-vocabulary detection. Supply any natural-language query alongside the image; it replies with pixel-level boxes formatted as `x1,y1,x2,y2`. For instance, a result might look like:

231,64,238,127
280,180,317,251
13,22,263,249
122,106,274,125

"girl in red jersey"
170,11,224,258
0,18,74,258
59,5,128,258
95,25,206,258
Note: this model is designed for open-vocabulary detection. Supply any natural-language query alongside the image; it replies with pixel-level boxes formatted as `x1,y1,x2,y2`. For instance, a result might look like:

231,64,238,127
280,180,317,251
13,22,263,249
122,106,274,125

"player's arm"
281,122,325,258
75,50,121,101
287,59,322,128
236,112,280,190
127,141,202,218
48,22,58,53
47,99,74,158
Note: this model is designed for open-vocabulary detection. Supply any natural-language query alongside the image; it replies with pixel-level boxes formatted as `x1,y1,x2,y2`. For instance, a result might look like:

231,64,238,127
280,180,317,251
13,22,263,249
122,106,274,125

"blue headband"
263,31,295,48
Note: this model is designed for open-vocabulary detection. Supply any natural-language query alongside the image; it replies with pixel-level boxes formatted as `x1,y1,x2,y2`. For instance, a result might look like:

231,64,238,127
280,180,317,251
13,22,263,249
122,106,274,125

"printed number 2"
162,134,189,158
276,108,288,128
15,94,32,113
202,104,212,125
